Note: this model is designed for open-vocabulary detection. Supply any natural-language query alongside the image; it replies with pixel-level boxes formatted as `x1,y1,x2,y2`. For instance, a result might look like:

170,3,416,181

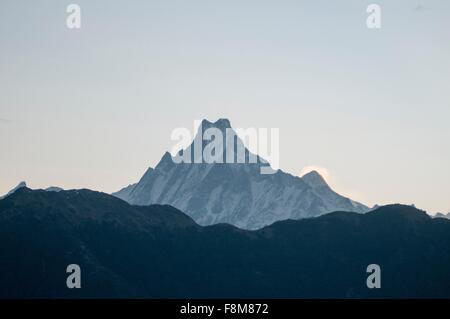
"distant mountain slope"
1,188,449,298
434,212,450,219
113,119,368,229
0,182,64,200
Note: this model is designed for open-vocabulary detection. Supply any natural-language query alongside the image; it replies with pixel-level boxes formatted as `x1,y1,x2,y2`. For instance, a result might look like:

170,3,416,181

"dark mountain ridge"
1,188,449,298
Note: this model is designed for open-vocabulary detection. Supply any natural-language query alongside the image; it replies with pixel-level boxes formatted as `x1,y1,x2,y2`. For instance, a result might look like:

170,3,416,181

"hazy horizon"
1,0,450,214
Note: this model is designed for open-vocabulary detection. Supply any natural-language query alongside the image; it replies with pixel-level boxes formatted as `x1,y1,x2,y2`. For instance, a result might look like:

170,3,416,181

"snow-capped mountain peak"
113,118,368,229
201,118,231,130
302,170,329,189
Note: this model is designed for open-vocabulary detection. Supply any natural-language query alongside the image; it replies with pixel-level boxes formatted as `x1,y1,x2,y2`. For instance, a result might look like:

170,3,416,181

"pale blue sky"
1,0,449,213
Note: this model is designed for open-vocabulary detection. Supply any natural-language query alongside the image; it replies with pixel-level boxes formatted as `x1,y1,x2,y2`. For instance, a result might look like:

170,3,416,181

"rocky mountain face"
114,119,368,229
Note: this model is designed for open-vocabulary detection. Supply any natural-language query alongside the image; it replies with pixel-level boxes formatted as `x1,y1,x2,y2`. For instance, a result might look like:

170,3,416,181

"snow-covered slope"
114,119,368,229
0,181,27,200
434,212,450,219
